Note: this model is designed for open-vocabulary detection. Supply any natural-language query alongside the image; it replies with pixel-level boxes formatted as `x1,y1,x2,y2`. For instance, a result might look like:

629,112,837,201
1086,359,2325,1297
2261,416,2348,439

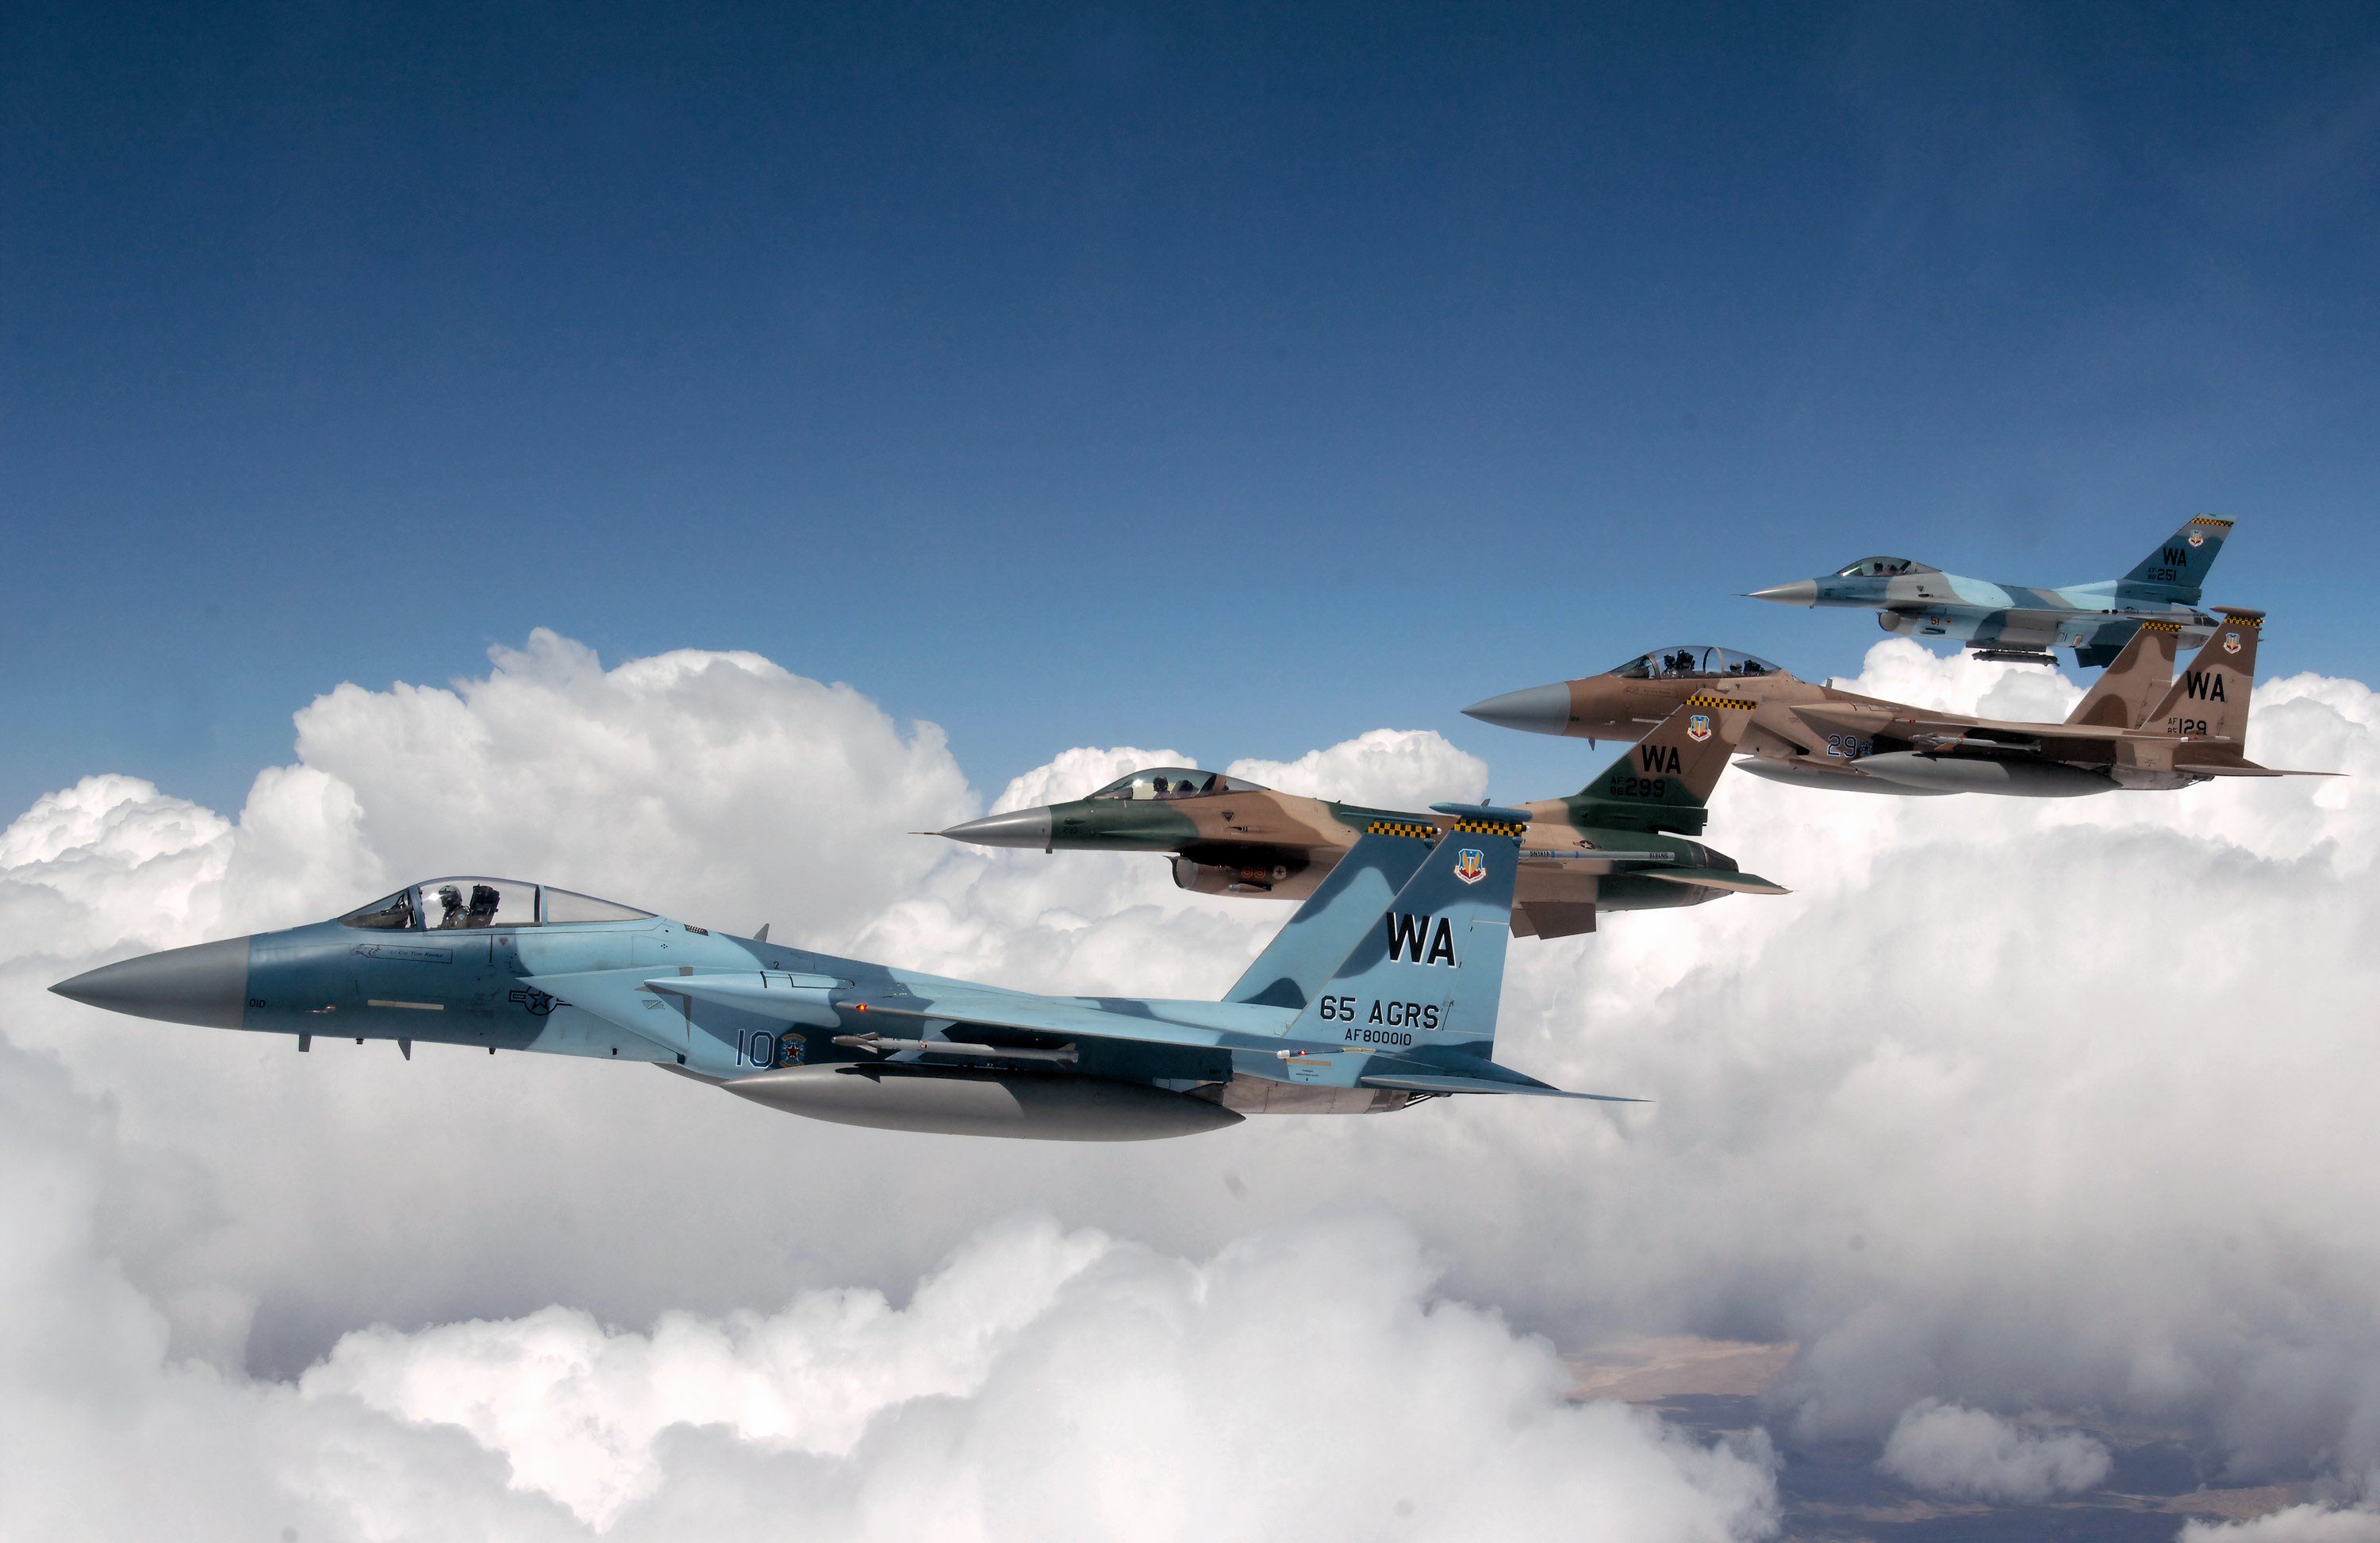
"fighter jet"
1747,515,2233,666
50,808,1635,1142
939,697,1786,939
1465,612,2322,796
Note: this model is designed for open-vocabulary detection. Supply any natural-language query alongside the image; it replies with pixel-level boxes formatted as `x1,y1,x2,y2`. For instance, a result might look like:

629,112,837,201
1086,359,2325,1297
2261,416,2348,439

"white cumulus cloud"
985,744,1191,813
2183,1507,2380,1541
1226,727,1488,809
1877,1399,2110,1503
10,631,2380,1536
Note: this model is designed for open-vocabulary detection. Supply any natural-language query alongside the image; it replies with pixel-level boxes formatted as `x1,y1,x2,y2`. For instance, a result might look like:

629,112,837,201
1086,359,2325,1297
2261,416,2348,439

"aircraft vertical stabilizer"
1283,804,1524,1059
1226,831,1430,1008
2120,514,2232,600
1565,693,1755,835
2145,608,2263,741
2065,622,2180,730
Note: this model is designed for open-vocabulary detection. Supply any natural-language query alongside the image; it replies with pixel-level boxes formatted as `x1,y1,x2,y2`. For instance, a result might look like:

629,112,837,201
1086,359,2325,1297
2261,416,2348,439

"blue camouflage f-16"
1748,515,2233,667
52,807,1632,1140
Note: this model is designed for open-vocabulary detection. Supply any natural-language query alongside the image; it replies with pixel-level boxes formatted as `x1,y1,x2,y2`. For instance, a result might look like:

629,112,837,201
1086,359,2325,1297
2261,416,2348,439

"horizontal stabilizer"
1639,866,1790,895
1358,1069,1645,1102
2182,763,2342,779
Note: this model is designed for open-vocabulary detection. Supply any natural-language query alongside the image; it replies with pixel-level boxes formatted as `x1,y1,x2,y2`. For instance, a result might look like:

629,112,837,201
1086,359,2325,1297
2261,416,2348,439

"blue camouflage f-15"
52,807,1633,1140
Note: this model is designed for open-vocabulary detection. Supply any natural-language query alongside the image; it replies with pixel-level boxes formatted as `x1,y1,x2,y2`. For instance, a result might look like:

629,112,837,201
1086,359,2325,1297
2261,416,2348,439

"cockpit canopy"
342,877,654,931
1607,645,1782,681
1086,767,1268,801
1833,555,1939,578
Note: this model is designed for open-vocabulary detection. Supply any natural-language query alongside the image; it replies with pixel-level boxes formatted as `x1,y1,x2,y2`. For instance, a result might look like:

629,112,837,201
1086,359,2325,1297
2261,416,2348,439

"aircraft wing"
841,992,1223,1048
1638,866,1791,895
1796,702,2117,750
1795,705,2338,777
1355,1049,1644,1102
1830,709,2332,767
532,969,1641,1103
800,983,1296,1052
526,967,1273,1060
2175,762,2342,778
1357,1070,1644,1101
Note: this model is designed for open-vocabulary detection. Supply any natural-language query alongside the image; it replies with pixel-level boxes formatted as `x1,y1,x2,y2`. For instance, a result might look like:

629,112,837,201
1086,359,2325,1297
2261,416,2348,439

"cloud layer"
7,632,2380,1537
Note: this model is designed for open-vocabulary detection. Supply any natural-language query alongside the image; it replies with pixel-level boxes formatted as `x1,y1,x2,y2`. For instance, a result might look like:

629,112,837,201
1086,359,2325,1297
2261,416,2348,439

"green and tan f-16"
941,697,1785,939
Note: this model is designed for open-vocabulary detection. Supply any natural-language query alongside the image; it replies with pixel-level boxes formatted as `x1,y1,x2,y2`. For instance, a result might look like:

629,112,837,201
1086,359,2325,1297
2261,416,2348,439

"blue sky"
6,1,2378,817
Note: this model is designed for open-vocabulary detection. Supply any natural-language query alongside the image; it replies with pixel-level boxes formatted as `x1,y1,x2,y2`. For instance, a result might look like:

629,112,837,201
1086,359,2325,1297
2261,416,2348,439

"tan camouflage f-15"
940,697,1784,940
1464,608,2328,796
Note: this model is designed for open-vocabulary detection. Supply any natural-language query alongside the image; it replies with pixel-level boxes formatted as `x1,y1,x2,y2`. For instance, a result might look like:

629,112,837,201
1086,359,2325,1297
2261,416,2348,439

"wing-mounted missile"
831,1031,1080,1066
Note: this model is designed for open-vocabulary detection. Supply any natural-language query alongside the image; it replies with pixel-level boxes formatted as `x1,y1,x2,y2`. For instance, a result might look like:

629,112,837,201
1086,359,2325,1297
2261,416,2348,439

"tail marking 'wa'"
1282,804,1526,1058
2120,514,2231,599
2145,608,2262,742
1568,693,1755,835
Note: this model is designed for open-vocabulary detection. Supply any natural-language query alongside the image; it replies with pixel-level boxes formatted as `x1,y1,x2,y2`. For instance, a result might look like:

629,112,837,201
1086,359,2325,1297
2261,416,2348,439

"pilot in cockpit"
433,885,467,929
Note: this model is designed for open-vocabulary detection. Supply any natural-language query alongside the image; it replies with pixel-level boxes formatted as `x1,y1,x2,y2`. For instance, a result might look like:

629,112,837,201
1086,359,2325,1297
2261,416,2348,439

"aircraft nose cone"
939,807,1055,850
50,936,251,1028
1745,579,1818,605
1461,682,1572,736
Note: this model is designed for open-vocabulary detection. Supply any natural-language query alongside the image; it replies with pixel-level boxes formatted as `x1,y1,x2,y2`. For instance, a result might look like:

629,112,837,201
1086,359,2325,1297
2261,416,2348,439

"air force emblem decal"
2188,532,2206,547
1687,712,1712,743
2223,631,2241,654
1453,848,1486,885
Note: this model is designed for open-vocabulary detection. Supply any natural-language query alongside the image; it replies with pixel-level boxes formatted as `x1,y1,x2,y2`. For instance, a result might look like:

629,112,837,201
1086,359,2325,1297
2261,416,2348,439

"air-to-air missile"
941,696,1786,939
1464,612,2328,798
1745,515,2234,667
52,810,1641,1142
